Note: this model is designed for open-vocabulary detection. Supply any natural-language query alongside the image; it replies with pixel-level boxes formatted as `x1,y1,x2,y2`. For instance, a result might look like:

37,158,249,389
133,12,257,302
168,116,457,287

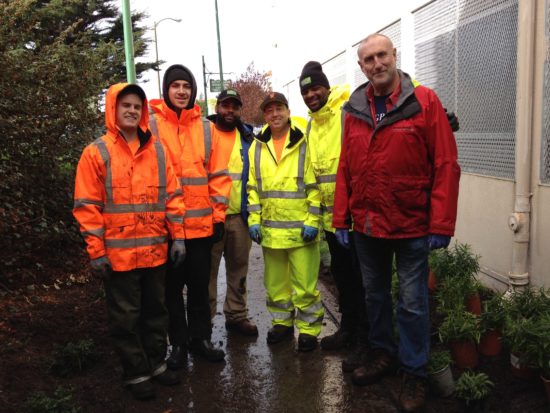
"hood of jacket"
162,64,197,111
104,83,149,137
309,84,350,121
149,98,202,125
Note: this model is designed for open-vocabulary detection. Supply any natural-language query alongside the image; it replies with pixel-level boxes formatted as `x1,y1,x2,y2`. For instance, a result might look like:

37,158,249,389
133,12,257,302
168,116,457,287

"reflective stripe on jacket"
149,99,231,239
73,83,185,271
306,84,350,233
247,119,321,249
333,70,460,238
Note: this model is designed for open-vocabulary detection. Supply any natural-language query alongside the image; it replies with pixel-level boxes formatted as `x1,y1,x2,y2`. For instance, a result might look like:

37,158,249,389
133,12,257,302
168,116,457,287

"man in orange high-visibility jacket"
73,83,186,400
149,64,232,367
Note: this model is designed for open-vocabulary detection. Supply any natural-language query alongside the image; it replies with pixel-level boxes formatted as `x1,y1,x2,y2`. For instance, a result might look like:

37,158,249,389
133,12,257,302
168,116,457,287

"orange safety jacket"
73,83,185,272
149,99,231,239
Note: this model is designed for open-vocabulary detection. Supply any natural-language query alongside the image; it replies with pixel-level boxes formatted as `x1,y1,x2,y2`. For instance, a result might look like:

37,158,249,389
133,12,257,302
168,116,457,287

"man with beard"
207,89,258,336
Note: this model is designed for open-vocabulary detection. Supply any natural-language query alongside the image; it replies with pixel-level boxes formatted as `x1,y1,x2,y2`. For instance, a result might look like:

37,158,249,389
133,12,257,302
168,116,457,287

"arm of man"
332,113,353,230
425,90,461,236
206,124,232,224
164,154,186,240
303,145,322,231
73,145,107,260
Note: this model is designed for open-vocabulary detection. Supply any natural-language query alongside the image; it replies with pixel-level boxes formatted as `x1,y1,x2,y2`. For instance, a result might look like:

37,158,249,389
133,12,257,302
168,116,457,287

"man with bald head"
333,34,460,412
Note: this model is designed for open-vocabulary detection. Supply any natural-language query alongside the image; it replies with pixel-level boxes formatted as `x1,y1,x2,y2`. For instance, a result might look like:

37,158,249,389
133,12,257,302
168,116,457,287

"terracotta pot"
541,374,550,404
465,293,481,315
428,364,455,397
478,328,502,357
450,339,478,369
510,353,538,380
428,270,437,292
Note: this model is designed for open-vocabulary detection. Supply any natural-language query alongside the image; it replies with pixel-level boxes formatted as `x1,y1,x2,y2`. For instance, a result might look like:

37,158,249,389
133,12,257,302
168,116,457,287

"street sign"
210,79,231,93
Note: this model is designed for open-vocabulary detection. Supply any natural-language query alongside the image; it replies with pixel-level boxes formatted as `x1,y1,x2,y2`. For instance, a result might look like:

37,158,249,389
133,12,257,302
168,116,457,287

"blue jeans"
353,233,430,377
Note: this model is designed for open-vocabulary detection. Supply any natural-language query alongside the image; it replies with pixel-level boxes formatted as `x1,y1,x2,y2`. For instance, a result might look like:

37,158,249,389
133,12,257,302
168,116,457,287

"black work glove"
211,222,225,243
90,256,112,280
444,108,460,132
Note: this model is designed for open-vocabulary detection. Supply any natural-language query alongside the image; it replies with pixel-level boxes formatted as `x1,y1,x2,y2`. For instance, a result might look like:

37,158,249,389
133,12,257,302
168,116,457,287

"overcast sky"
127,0,427,101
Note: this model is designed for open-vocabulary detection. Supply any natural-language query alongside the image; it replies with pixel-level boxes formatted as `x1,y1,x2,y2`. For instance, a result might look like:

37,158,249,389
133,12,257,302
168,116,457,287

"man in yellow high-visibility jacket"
247,92,323,351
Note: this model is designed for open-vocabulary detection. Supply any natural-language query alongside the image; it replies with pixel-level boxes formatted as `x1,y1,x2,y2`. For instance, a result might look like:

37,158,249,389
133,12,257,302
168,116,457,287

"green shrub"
439,309,480,343
480,293,506,332
427,349,452,374
454,372,493,404
24,386,81,413
49,339,98,377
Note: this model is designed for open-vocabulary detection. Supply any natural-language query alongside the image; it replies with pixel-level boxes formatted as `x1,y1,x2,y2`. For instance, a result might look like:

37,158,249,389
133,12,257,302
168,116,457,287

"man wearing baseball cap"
247,92,324,352
207,88,258,336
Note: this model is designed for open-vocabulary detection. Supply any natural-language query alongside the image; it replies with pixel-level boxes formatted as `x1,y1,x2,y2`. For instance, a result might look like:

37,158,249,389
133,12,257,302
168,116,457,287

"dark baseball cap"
217,88,242,105
260,92,288,111
118,83,146,103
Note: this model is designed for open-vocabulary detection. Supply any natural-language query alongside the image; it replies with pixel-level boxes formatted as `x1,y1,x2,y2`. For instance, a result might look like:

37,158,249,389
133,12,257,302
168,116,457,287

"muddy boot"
320,329,353,351
398,372,428,413
351,349,398,386
267,325,294,344
297,333,318,352
342,344,368,373
128,379,155,400
166,345,187,370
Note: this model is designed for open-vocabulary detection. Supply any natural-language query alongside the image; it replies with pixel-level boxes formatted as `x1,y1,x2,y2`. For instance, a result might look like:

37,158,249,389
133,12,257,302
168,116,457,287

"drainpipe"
507,0,536,289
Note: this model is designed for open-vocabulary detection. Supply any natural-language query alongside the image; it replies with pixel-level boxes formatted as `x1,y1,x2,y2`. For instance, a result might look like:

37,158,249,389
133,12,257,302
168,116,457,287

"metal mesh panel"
541,0,550,183
323,52,346,87
414,0,517,179
352,20,402,90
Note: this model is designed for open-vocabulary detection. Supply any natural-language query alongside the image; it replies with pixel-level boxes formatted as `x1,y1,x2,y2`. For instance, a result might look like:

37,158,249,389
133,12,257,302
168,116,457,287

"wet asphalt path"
131,243,401,413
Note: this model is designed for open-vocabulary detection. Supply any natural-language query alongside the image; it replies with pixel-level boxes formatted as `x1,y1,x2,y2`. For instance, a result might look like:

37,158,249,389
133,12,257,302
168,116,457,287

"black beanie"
299,61,330,94
162,64,197,111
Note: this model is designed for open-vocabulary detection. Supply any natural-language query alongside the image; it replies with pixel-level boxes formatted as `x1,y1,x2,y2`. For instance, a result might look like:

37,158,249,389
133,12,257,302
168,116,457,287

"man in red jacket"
333,34,460,413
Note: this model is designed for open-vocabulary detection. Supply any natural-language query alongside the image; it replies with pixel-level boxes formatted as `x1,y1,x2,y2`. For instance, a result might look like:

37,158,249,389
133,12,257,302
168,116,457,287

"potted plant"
427,349,454,397
454,371,494,412
503,287,550,379
478,293,505,357
439,309,480,369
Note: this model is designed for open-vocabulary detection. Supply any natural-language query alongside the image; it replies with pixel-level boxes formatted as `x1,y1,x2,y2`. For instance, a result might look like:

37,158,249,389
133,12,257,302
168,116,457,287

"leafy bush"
49,339,98,377
427,349,452,374
438,309,480,343
24,386,81,413
480,293,506,332
454,372,494,404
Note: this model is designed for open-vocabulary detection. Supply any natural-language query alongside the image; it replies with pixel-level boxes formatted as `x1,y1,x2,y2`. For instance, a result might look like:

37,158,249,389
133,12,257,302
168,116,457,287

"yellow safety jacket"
247,119,321,249
305,84,350,233
226,130,244,215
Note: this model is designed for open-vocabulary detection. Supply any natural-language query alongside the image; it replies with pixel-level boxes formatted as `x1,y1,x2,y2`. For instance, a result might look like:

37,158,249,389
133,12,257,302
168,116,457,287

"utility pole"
202,55,209,116
153,18,181,98
121,0,136,83
214,0,224,86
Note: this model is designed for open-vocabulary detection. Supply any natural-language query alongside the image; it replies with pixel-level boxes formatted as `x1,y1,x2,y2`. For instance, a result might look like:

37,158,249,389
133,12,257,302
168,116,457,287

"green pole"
202,55,209,116
121,0,136,83
214,0,223,87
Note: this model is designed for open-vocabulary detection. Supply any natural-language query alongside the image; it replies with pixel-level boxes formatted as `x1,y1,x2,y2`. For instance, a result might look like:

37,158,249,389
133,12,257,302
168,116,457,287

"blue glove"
301,225,318,242
90,256,112,280
335,229,350,249
249,224,262,244
170,240,187,268
428,234,451,250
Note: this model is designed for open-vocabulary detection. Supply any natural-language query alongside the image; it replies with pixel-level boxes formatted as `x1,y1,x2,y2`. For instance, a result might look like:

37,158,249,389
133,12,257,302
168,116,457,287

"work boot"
128,379,155,400
225,318,259,336
398,372,428,413
266,325,294,344
188,338,225,362
351,349,398,386
320,329,353,351
166,345,187,370
152,368,181,386
342,344,368,373
297,333,318,352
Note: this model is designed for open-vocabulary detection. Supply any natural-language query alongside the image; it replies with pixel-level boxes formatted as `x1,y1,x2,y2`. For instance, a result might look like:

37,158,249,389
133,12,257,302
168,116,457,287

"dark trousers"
165,236,213,345
325,230,369,342
104,264,168,382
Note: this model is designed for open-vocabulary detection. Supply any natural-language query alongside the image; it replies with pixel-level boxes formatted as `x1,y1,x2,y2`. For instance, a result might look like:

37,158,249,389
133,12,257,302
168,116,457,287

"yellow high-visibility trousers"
262,242,324,336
